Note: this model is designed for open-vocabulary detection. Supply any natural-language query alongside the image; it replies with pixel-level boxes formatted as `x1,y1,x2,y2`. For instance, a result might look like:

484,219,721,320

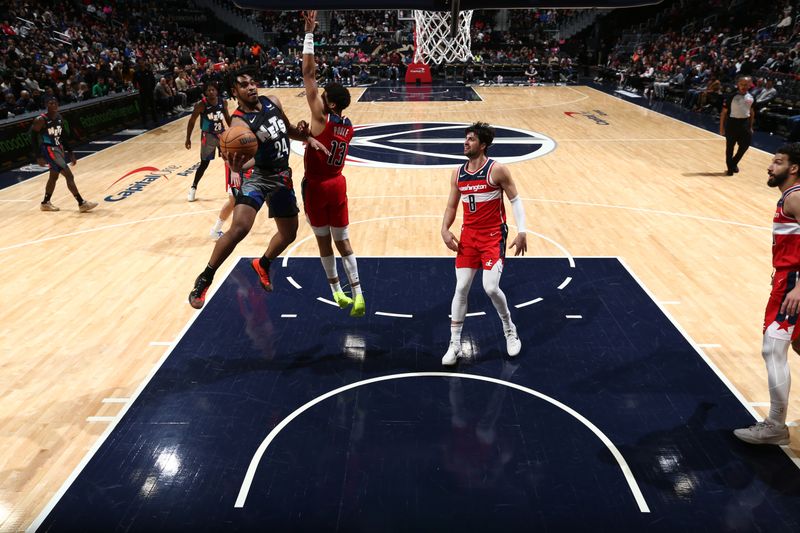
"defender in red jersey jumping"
734,143,800,446
440,122,528,366
301,10,365,317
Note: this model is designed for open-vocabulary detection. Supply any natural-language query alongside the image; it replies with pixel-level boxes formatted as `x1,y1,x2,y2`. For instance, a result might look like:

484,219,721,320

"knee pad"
311,224,331,237
331,226,349,241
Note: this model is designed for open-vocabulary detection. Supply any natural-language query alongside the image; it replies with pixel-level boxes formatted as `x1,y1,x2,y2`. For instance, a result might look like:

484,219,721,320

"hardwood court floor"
0,85,796,530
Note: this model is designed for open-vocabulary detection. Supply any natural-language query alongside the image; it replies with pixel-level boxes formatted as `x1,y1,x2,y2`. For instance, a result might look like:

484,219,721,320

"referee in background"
720,76,755,176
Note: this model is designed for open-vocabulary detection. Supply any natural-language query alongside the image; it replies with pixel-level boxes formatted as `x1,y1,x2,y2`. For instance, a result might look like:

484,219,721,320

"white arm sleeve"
303,33,314,55
509,195,526,233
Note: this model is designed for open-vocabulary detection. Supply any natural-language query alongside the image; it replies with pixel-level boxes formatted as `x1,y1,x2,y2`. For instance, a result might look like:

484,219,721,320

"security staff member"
720,76,755,176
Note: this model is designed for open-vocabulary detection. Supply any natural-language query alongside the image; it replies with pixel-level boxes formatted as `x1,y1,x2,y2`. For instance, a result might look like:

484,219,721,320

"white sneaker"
209,229,223,240
441,342,462,366
733,420,790,445
505,324,521,357
187,187,196,202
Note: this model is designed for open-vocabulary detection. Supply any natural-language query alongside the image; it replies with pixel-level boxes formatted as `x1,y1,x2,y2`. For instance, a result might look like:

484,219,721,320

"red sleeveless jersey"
304,113,354,181
457,158,505,230
774,184,800,269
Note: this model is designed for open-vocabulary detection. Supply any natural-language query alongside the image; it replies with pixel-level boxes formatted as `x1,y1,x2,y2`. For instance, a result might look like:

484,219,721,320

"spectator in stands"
15,90,36,114
0,91,15,119
133,58,157,124
78,82,92,101
155,77,178,116
92,76,109,98
525,61,538,84
755,78,777,110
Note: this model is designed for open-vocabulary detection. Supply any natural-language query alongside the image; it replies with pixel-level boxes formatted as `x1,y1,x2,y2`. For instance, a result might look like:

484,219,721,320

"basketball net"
413,10,473,65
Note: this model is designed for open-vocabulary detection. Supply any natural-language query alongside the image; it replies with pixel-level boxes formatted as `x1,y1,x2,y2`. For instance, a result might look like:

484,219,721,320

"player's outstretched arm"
302,10,326,132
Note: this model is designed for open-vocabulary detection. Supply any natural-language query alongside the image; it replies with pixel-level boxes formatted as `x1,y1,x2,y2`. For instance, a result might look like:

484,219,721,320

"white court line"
557,277,572,290
101,398,129,404
0,113,186,193
584,85,776,157
697,344,722,348
234,372,650,513
0,208,217,253
286,276,302,289
557,137,722,142
658,301,681,305
748,402,771,407
617,257,800,472
566,315,583,319
86,416,116,423
346,195,771,233
89,140,121,145
515,297,544,308
281,314,297,318
466,311,486,317
375,311,413,318
317,297,339,307
27,256,243,533
149,341,174,346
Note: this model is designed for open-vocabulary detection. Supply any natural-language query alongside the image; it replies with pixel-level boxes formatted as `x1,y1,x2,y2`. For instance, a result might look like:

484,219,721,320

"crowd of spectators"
1,2,586,122
598,0,800,122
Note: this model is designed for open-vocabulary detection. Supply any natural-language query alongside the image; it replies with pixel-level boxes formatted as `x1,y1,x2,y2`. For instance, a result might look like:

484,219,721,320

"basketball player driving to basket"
188,67,329,309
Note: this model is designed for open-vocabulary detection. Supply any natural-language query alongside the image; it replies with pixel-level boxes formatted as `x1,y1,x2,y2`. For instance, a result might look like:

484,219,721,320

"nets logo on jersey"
290,122,556,168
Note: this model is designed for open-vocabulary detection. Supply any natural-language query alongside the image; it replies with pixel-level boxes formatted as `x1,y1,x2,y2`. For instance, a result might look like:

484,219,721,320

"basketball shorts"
301,175,349,228
201,131,220,161
235,166,299,218
42,145,68,171
764,269,800,341
455,224,508,270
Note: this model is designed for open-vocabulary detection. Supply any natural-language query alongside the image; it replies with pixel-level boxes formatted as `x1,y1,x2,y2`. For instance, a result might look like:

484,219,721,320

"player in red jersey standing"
734,143,800,446
440,122,527,366
301,10,365,317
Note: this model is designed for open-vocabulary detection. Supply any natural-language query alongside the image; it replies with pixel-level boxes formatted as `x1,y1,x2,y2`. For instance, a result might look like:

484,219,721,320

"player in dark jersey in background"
188,68,328,309
440,122,527,366
734,143,800,446
31,97,97,213
185,82,231,202
301,10,365,317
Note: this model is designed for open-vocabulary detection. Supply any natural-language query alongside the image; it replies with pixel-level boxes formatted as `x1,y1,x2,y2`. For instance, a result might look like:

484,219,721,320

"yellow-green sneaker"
333,291,353,309
350,294,366,317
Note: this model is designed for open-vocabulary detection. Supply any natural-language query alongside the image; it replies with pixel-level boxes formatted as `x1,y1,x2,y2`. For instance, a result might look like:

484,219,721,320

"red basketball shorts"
455,224,508,270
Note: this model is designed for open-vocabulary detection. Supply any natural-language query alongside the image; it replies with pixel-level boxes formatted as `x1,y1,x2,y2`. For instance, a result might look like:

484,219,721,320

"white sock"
762,334,791,425
342,253,362,296
212,219,223,233
450,322,463,345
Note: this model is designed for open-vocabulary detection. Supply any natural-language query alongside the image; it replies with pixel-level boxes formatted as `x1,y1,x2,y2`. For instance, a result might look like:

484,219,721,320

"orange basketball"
220,126,258,158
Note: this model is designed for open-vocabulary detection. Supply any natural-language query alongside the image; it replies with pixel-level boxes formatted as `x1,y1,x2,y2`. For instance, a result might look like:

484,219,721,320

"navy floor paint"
358,82,482,102
36,258,800,531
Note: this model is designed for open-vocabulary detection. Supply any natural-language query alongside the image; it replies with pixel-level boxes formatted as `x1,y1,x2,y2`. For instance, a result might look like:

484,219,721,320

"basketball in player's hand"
221,126,258,159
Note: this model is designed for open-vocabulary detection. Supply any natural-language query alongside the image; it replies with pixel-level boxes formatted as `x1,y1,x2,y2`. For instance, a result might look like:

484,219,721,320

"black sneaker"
189,274,212,309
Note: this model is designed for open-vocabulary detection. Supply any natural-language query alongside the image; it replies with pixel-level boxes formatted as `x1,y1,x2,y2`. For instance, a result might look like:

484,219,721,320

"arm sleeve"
509,195,526,233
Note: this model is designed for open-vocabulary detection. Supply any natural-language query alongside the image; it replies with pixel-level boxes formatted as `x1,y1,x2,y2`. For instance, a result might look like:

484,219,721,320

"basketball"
220,126,258,158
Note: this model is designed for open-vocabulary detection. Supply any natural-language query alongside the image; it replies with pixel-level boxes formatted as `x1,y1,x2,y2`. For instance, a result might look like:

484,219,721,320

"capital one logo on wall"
290,122,556,168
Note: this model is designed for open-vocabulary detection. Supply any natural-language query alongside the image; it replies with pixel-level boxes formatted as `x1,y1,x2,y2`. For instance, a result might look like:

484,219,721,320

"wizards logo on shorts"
291,122,556,168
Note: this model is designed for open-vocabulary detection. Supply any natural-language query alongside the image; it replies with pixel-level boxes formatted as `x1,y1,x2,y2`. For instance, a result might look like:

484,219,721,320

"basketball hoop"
413,9,473,65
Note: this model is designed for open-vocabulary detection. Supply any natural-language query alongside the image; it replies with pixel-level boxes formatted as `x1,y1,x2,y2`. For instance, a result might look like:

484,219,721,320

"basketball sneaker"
333,291,353,309
442,342,462,366
78,201,98,213
209,229,224,240
734,421,790,445
40,201,60,212
350,294,365,317
251,258,273,292
188,274,212,309
188,187,196,202
505,323,521,357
